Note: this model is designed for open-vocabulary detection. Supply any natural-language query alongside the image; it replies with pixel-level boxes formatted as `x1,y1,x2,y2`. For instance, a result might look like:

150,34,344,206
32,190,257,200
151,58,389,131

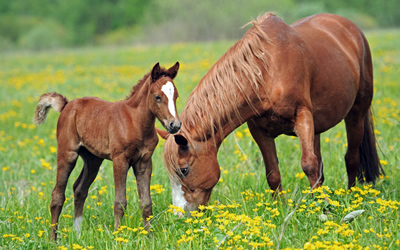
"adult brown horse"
33,62,181,240
158,13,384,212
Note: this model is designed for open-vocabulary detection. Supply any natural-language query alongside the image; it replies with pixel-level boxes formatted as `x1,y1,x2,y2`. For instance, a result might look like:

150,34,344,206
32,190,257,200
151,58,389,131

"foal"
33,62,181,241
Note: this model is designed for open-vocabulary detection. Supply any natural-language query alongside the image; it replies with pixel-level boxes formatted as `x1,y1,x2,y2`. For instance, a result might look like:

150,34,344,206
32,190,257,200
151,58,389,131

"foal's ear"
151,62,161,82
167,62,180,79
174,134,188,146
156,128,170,140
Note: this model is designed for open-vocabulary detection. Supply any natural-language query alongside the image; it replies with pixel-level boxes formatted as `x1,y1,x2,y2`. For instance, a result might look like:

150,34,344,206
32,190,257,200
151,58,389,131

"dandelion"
235,131,244,138
50,146,57,153
380,160,388,165
72,244,83,249
115,237,129,243
37,230,45,237
140,230,148,235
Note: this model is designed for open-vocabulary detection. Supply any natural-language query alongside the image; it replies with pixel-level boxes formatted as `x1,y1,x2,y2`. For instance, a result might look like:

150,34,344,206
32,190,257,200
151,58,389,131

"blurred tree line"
0,0,399,50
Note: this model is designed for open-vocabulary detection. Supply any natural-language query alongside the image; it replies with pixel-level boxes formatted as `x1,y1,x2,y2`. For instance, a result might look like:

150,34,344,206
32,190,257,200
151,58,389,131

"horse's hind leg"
72,148,103,236
50,147,79,241
314,134,324,185
344,111,365,188
294,107,322,189
247,120,282,193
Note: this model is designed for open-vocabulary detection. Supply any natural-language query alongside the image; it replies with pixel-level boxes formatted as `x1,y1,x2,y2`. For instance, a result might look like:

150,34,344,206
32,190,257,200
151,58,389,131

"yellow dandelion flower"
50,146,57,153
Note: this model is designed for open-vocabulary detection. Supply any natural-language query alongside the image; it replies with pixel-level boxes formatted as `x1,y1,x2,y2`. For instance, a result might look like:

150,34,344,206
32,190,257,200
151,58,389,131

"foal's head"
149,62,181,134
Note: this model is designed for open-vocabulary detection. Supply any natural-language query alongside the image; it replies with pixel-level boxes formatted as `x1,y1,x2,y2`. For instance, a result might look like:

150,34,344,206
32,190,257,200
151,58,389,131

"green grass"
1,30,400,249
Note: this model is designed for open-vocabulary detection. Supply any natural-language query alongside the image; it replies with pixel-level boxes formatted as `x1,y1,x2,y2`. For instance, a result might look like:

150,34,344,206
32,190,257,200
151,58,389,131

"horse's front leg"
112,156,129,230
132,157,153,230
294,107,322,189
247,120,282,193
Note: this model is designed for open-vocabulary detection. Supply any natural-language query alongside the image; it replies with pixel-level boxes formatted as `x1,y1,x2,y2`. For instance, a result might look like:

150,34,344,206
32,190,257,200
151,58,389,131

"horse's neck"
183,85,260,147
125,80,149,108
124,82,156,129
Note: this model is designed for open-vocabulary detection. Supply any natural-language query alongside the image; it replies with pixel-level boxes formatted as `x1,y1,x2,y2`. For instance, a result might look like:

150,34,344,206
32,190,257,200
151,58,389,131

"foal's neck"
124,80,156,129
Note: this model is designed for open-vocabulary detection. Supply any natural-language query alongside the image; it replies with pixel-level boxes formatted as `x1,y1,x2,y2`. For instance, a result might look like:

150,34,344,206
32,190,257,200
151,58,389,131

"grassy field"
1,29,400,249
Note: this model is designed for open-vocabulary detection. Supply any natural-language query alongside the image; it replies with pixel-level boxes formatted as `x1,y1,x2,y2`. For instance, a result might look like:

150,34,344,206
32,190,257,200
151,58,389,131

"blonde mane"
181,12,274,142
164,13,275,182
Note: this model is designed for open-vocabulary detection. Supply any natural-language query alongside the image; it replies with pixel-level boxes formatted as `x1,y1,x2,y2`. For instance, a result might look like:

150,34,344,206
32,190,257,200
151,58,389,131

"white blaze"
171,179,187,215
161,81,176,118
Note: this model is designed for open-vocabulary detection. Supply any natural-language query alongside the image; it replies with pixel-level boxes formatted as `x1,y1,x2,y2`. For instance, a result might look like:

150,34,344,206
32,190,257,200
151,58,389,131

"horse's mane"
163,13,274,184
182,12,274,142
125,65,170,100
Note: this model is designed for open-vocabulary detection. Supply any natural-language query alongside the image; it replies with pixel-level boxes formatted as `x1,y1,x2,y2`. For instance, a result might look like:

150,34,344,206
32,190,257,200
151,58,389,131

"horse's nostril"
169,122,174,128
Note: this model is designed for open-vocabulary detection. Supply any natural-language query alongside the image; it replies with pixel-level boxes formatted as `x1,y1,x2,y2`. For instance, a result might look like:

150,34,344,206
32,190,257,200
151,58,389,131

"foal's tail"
357,109,385,183
33,92,68,125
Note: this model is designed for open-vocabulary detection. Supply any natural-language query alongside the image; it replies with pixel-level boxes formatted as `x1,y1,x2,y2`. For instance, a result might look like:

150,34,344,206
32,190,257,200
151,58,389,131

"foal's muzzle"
166,120,181,134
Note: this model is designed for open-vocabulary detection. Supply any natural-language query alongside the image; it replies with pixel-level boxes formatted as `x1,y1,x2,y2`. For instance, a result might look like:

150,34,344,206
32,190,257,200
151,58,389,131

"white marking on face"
73,216,83,237
161,81,176,118
171,179,187,215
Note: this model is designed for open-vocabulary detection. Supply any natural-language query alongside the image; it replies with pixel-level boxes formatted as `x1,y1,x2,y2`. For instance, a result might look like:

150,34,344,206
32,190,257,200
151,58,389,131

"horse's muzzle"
166,120,181,134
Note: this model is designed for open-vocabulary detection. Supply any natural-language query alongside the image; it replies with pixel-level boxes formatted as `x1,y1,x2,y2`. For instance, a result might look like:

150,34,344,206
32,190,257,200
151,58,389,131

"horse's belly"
312,89,356,134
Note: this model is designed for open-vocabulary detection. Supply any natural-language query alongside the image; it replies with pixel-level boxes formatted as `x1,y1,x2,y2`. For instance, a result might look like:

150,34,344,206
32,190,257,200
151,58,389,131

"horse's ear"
174,134,188,146
156,128,169,140
151,62,161,82
167,62,180,79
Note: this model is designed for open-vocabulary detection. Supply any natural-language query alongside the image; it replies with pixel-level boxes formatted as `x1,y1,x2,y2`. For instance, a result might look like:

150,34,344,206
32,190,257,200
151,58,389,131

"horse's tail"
33,92,68,125
357,109,385,183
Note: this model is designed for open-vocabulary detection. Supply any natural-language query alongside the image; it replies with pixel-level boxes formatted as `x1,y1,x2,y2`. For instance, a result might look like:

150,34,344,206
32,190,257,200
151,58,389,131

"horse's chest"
124,136,158,162
254,112,295,137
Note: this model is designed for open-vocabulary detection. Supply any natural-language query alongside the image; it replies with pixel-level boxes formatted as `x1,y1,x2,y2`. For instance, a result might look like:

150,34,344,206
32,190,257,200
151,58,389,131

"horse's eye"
154,95,162,102
178,167,189,177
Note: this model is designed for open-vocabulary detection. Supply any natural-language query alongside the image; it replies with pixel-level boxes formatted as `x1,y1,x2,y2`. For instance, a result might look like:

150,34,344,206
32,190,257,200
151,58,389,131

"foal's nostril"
169,122,174,128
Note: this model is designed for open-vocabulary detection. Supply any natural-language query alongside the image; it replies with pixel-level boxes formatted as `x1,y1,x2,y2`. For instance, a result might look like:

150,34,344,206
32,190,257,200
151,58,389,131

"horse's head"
160,130,221,212
150,62,181,134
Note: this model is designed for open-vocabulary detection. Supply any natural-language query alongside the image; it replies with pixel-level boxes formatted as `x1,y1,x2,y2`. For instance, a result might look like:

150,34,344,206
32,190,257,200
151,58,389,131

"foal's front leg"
132,158,153,230
112,156,130,230
294,107,322,189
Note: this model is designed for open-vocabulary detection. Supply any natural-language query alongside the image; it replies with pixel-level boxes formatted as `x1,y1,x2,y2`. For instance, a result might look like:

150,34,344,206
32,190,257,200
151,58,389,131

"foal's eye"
178,167,189,177
154,95,162,102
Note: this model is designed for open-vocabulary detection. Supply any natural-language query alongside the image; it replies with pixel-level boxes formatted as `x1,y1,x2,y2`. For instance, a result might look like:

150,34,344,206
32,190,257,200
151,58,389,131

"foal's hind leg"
247,120,282,193
294,107,322,189
50,147,79,241
72,148,103,236
344,112,365,188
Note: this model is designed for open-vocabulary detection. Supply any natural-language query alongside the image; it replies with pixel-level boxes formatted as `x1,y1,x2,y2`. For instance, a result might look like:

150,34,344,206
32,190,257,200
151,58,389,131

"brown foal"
33,62,181,241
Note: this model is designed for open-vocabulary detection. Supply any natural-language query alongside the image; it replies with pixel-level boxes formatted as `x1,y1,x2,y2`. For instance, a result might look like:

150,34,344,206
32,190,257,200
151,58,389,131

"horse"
158,13,384,212
33,62,181,241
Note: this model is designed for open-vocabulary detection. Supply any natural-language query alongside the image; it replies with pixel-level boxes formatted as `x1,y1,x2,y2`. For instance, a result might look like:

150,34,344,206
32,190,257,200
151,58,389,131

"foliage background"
1,0,400,50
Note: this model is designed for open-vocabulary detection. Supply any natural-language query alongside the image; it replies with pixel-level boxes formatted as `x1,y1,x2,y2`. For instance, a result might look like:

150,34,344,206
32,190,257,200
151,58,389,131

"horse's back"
292,14,373,133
